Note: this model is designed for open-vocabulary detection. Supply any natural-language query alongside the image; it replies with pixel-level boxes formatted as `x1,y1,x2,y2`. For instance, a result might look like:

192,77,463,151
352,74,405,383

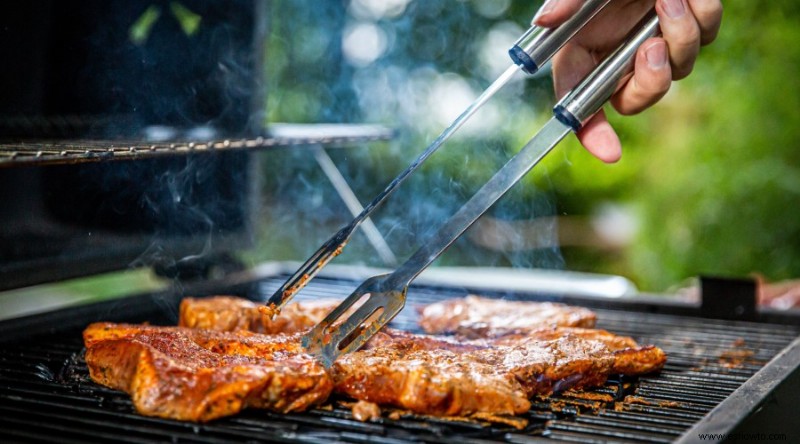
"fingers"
532,0,585,27
611,37,672,115
552,41,596,99
656,0,701,80
687,0,723,45
571,39,672,160
553,42,621,163
544,0,722,161
576,111,623,163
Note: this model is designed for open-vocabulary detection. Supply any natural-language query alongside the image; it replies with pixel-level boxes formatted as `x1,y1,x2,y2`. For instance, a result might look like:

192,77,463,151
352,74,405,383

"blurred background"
252,0,800,293
3,0,799,317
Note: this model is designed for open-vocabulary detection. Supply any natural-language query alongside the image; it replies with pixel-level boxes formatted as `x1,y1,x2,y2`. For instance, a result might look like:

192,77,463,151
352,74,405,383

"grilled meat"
417,295,597,337
179,296,340,334
351,400,382,422
85,296,665,421
333,328,665,416
333,330,531,416
83,323,333,422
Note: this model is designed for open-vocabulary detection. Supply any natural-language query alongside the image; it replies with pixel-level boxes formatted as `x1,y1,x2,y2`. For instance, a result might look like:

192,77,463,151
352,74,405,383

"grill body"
1,2,799,442
0,0,268,289
1,271,798,443
0,0,391,291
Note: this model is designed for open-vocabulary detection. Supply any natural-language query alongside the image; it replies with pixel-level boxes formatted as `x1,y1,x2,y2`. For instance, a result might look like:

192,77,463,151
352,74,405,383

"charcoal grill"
1,269,799,443
3,0,800,442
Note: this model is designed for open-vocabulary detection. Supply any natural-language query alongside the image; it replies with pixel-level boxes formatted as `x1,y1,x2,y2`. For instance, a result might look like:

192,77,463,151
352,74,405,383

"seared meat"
418,295,597,337
491,327,666,375
351,400,382,421
179,296,340,334
86,296,665,421
83,323,333,422
332,328,665,416
334,340,532,416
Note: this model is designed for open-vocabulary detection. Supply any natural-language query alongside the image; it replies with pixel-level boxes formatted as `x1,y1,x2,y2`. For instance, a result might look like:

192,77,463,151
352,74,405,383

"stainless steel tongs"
266,0,613,315
304,10,661,368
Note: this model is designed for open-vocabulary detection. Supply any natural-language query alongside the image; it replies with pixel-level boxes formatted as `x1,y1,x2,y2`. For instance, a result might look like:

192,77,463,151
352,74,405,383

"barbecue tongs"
283,6,660,368
266,0,612,313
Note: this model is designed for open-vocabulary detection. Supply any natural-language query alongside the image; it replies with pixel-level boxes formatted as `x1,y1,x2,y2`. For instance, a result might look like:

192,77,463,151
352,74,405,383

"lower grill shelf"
1,275,798,443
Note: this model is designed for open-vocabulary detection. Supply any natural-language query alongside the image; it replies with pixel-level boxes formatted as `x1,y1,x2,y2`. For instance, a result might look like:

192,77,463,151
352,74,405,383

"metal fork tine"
321,275,379,325
334,290,405,351
302,276,405,367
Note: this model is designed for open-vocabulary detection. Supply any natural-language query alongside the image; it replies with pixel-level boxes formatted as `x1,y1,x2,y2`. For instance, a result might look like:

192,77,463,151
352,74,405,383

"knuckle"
700,29,720,47
671,24,702,48
614,102,643,116
691,0,723,21
672,59,696,80
613,75,671,116
612,93,650,116
686,0,722,45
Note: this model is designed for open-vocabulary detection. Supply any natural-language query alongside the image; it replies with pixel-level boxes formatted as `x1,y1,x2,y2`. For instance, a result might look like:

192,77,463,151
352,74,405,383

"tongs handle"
554,11,660,131
510,0,612,74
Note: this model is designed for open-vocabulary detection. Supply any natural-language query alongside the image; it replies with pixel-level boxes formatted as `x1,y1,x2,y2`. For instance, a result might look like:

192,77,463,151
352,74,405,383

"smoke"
128,154,233,273
262,0,565,272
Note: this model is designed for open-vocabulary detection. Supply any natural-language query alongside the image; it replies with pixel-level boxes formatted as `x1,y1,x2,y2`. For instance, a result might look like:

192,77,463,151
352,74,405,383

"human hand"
534,0,723,162
756,275,800,310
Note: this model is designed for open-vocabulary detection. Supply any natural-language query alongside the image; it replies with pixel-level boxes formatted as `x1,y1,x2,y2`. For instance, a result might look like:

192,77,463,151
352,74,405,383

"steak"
417,295,597,337
84,296,665,421
179,296,340,334
83,323,333,422
333,328,665,415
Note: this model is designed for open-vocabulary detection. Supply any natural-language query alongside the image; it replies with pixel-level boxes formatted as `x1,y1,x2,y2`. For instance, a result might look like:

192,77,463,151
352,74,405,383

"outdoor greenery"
254,0,800,293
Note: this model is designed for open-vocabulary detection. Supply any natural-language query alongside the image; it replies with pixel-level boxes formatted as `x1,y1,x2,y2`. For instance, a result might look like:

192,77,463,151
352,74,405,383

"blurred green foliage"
620,1,800,290
257,0,800,292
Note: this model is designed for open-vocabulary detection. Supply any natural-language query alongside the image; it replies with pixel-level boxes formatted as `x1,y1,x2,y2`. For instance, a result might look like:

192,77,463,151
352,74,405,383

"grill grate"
0,124,394,167
1,275,798,443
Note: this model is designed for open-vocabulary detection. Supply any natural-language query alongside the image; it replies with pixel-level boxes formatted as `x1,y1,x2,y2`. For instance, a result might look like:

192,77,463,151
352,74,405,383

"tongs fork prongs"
302,275,406,368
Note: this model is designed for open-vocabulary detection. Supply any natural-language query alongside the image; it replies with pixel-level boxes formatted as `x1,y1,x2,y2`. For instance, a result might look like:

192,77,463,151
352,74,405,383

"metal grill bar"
1,274,798,443
0,124,394,167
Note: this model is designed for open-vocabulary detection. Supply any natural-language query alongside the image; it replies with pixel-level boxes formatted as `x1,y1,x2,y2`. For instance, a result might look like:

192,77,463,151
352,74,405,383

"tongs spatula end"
302,275,406,368
265,228,351,315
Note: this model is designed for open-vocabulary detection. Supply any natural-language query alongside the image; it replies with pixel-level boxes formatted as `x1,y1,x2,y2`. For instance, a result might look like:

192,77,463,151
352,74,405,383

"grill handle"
509,0,611,74
554,11,660,131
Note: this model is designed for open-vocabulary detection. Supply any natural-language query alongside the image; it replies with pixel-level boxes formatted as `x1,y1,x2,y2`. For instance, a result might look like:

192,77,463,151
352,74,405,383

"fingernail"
533,0,559,23
661,0,686,19
645,41,668,69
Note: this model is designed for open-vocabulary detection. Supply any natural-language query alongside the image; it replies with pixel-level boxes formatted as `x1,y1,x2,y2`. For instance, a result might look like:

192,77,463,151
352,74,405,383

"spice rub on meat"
418,295,597,338
179,296,340,334
83,323,333,422
333,328,666,416
85,296,666,422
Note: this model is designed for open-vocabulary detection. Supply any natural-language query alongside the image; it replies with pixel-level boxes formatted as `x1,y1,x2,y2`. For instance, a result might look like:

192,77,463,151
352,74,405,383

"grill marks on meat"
418,295,597,337
84,296,666,422
333,328,665,416
83,323,332,422
179,296,340,334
